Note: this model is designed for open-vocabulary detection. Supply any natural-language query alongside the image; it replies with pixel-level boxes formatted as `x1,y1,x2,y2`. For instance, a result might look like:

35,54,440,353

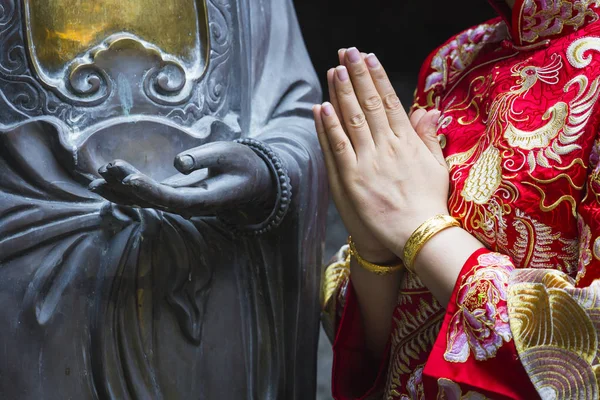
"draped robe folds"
0,0,327,399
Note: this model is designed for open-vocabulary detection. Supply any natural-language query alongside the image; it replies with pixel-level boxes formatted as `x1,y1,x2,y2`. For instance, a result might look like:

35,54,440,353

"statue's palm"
90,141,273,218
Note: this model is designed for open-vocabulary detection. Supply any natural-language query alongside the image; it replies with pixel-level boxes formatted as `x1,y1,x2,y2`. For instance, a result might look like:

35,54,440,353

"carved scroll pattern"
0,0,234,128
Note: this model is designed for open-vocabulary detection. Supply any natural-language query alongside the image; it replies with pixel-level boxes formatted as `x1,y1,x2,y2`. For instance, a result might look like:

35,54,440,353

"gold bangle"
347,237,404,276
403,214,460,274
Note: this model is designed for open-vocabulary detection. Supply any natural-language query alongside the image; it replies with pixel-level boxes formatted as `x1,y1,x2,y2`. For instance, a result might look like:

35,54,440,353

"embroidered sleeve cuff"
332,280,390,400
422,249,538,399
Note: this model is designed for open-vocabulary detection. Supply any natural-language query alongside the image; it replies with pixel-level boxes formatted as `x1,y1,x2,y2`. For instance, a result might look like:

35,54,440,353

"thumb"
414,109,445,167
174,141,249,174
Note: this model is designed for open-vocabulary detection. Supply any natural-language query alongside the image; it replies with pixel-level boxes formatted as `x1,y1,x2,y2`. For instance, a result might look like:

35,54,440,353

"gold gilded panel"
24,0,208,74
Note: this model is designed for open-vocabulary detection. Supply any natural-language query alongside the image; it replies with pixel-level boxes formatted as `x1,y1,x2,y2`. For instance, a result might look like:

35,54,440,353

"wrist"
412,227,485,306
352,242,398,265
393,209,451,256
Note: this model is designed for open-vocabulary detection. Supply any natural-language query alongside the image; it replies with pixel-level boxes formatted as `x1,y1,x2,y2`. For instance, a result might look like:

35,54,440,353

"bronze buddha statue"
0,0,326,398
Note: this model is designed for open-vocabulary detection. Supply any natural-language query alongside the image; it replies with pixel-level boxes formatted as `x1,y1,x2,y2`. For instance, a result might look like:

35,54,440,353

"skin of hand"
317,49,485,359
314,48,464,358
314,49,437,264
319,47,450,256
89,141,274,220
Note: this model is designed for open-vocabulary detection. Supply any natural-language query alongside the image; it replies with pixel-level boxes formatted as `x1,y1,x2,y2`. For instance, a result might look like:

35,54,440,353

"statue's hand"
89,141,274,218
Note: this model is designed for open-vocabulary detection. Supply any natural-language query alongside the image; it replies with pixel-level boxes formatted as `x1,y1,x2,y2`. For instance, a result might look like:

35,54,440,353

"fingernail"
336,66,349,81
366,53,379,69
338,48,346,56
322,102,334,116
176,155,195,171
346,47,361,63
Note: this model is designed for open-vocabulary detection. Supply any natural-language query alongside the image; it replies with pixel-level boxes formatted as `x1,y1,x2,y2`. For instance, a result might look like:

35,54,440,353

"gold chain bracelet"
403,215,460,274
347,237,404,276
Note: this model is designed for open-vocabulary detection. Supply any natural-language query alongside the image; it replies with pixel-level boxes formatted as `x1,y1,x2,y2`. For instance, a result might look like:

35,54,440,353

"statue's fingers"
99,159,142,183
89,179,138,206
161,169,210,188
183,175,252,214
123,174,192,209
174,142,249,174
132,173,250,216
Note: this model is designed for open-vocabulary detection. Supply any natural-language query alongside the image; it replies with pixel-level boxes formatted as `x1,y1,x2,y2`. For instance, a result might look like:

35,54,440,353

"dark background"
295,0,496,107
290,1,496,398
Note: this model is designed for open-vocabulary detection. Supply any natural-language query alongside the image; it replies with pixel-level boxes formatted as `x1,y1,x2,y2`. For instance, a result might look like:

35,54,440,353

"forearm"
411,227,485,307
350,256,402,359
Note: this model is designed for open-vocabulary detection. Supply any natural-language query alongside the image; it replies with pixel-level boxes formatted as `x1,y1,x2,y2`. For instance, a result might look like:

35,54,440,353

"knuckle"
371,68,387,81
362,95,382,112
339,84,354,96
325,119,341,131
348,113,367,128
383,93,402,112
334,139,350,154
353,66,370,78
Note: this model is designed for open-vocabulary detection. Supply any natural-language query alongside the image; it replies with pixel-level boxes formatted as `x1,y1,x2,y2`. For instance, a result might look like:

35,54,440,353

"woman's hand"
314,104,395,264
314,50,400,264
319,47,450,258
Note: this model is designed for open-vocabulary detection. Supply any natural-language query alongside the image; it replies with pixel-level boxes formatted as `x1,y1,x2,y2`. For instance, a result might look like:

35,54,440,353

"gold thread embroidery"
508,268,600,397
461,146,502,204
504,101,568,151
522,181,578,216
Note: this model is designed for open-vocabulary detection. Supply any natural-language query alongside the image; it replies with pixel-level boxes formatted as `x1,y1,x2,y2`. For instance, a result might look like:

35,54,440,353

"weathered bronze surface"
25,0,207,73
0,0,326,398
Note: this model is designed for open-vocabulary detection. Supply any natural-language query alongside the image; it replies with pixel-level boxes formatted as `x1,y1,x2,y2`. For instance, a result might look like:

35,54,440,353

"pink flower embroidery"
444,253,514,363
402,365,424,400
577,214,592,282
589,139,600,196
424,24,505,93
437,378,488,400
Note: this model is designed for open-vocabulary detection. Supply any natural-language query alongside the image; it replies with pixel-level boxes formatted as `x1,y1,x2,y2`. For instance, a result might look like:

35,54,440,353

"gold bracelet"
403,215,460,274
347,237,404,276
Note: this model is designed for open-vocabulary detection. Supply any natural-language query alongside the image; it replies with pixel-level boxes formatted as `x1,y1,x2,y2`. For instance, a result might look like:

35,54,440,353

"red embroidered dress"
321,1,600,398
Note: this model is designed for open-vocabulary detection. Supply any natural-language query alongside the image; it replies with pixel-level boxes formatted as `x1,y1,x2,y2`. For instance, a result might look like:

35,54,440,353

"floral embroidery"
444,253,514,363
589,138,600,195
399,365,425,400
424,23,506,93
437,378,489,399
576,214,592,282
521,0,600,44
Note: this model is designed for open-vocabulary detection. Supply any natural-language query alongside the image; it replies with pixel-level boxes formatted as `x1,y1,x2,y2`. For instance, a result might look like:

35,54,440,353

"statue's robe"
0,0,326,398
